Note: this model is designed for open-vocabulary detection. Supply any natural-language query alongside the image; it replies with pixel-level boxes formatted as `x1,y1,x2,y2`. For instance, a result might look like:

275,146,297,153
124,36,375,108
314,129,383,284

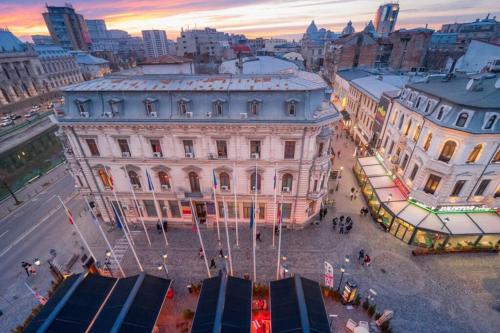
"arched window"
484,115,497,130
466,144,483,163
158,171,170,188
438,141,456,163
456,113,468,127
282,173,293,192
220,172,230,190
189,172,200,193
423,132,432,151
250,172,261,191
98,168,111,189
128,170,141,189
398,114,405,130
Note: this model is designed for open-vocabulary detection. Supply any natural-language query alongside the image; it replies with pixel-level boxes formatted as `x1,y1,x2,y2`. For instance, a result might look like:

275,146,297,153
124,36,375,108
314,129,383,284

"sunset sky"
1,0,499,41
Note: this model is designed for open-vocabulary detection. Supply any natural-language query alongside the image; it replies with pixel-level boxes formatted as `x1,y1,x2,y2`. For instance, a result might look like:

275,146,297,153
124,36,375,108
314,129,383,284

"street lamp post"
104,250,113,277
337,267,345,292
160,253,169,278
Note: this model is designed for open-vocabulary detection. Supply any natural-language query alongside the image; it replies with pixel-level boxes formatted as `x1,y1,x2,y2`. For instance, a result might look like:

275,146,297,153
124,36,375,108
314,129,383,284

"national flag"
108,173,114,191
64,205,75,225
145,169,154,191
212,169,218,189
111,204,123,229
249,201,254,229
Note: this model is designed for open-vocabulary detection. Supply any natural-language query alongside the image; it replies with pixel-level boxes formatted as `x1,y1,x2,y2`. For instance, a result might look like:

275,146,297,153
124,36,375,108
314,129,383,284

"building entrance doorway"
195,202,207,223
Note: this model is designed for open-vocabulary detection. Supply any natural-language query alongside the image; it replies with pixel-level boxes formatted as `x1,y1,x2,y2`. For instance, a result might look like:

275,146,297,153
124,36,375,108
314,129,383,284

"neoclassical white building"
55,69,340,228
379,73,500,209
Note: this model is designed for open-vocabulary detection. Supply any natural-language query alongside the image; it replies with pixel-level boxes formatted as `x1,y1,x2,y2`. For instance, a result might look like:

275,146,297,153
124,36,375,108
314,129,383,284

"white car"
1,115,11,121
1,119,14,127
25,111,37,118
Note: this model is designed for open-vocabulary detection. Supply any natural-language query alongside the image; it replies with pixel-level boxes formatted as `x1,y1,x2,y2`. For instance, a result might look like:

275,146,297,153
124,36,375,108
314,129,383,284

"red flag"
65,206,75,225
108,174,114,191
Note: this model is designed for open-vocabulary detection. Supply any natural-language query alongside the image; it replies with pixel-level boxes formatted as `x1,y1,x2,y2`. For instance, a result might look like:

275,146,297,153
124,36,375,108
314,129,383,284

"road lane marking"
0,192,78,258
0,230,8,239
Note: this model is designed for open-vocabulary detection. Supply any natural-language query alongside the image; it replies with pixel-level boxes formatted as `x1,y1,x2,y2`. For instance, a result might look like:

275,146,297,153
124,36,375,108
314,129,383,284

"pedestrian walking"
275,225,279,235
364,254,371,267
332,217,338,230
360,207,365,215
350,193,354,201
219,248,224,258
339,221,344,234
323,207,328,216
198,248,204,260
319,209,323,220
256,232,262,242
339,215,345,222
354,190,359,199
358,249,365,263
21,262,30,277
156,222,162,234
210,258,217,269
338,150,341,158
346,221,353,234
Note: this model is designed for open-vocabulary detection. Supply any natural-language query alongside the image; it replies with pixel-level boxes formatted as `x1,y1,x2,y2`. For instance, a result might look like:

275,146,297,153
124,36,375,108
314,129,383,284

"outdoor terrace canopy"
270,275,329,333
24,273,171,333
191,274,253,333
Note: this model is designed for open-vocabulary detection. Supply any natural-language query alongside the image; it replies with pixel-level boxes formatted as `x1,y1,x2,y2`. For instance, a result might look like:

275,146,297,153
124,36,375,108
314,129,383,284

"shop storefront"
353,156,500,251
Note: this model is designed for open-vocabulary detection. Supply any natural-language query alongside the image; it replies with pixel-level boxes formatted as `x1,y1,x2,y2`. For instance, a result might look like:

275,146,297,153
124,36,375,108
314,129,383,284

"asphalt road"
0,173,78,296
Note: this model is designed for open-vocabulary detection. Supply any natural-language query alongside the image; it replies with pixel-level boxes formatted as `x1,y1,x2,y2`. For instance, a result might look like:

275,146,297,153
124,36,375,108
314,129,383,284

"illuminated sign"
408,199,496,214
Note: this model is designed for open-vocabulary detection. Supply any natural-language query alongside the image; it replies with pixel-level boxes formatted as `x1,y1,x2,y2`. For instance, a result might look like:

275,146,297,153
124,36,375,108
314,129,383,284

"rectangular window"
284,141,295,159
183,140,194,156
150,139,162,156
259,204,265,219
401,154,409,170
117,139,130,155
383,136,389,149
250,141,261,157
424,174,441,195
227,202,239,218
85,138,100,156
288,103,296,116
216,140,228,158
169,200,181,217
218,202,225,218
159,200,168,218
282,203,292,219
317,142,324,157
450,180,466,197
409,164,419,181
243,203,252,219
388,141,395,155
475,179,491,196
143,200,157,217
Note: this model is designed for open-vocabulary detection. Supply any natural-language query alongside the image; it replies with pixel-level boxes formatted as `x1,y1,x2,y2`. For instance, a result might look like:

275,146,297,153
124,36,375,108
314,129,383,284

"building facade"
0,29,47,106
301,21,338,72
142,30,169,59
43,5,91,51
34,45,84,89
374,3,399,37
55,70,340,228
378,73,500,209
388,28,433,71
176,27,236,62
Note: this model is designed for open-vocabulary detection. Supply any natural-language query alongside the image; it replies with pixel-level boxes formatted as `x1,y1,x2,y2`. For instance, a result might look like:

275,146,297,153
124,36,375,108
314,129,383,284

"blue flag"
212,169,218,189
249,201,254,229
146,169,154,191
273,168,277,189
111,203,123,229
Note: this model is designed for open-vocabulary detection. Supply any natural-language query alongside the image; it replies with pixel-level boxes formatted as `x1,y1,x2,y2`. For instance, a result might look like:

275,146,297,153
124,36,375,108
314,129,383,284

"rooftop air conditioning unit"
104,111,113,118
153,152,162,158
206,111,212,118
221,185,229,191
185,152,194,158
122,151,131,157
282,187,291,192
149,111,158,117
251,153,260,159
161,184,171,190
186,111,193,118
240,112,248,119
80,111,89,118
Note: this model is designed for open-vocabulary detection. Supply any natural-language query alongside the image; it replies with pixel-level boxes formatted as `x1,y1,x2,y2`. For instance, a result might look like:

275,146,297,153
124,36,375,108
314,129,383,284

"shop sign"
324,261,334,288
436,205,493,213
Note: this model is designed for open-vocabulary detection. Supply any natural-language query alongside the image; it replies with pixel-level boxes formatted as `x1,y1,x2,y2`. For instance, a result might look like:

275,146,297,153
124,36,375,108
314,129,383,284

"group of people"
318,207,329,220
358,249,371,266
350,187,359,201
21,261,37,277
332,215,354,234
359,207,369,216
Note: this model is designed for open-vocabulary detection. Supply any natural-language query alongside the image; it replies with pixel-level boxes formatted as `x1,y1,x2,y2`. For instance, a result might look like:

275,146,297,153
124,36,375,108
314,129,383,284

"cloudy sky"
1,0,499,41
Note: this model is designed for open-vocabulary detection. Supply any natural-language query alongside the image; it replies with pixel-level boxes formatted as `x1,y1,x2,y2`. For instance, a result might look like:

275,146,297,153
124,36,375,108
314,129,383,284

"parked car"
1,115,11,121
25,111,37,118
1,119,14,127
31,105,40,112
8,113,21,120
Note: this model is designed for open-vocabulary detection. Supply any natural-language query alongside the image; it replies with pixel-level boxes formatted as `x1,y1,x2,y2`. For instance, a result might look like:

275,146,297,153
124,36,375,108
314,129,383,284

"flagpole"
190,198,211,278
222,197,233,276
111,203,144,272
126,167,152,247
104,168,134,245
145,169,168,247
276,193,284,280
212,170,221,242
253,161,257,282
57,196,97,262
272,163,277,248
233,162,239,247
84,197,126,277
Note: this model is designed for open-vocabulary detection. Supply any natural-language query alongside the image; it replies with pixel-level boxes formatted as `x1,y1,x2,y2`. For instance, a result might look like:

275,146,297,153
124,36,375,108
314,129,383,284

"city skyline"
2,0,499,41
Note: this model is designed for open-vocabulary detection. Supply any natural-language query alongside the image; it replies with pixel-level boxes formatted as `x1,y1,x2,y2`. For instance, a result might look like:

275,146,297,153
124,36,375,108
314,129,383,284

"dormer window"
143,97,158,117
484,114,497,130
75,98,90,117
178,98,191,116
424,101,431,113
436,106,446,120
286,98,299,116
248,99,262,116
415,97,422,109
456,112,469,127
108,98,123,117
212,99,226,116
